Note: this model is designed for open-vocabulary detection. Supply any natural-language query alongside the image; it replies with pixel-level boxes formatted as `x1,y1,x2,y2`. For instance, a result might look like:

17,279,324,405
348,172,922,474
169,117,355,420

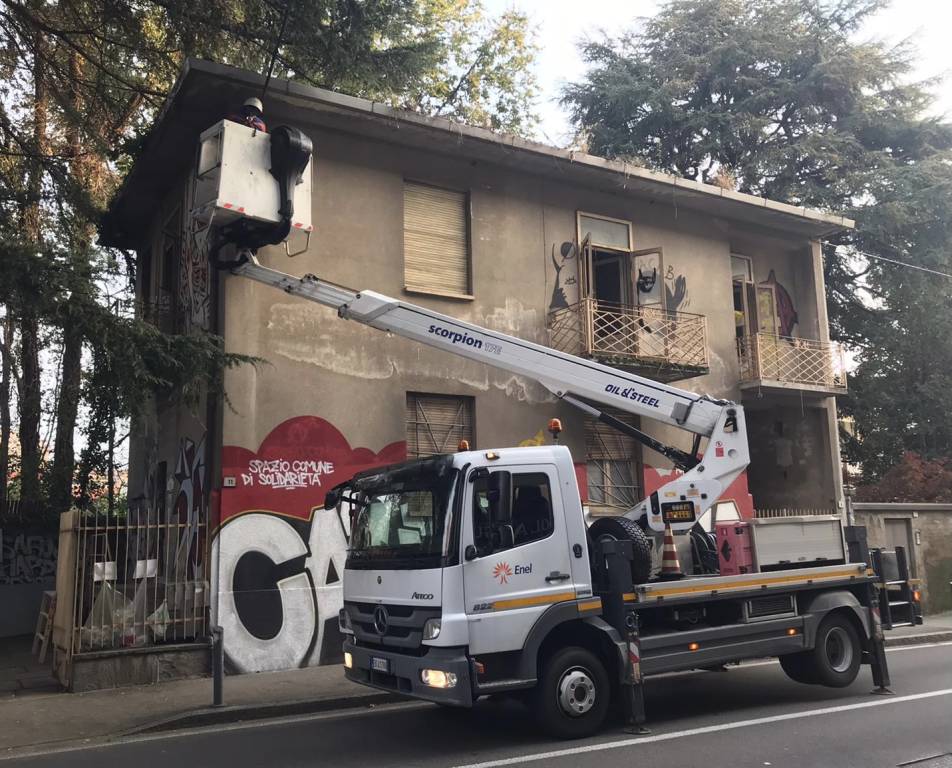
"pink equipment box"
717,521,755,576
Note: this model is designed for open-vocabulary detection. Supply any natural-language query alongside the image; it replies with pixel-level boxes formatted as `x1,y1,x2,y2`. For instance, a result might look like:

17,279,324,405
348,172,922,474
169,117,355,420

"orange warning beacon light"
548,418,563,442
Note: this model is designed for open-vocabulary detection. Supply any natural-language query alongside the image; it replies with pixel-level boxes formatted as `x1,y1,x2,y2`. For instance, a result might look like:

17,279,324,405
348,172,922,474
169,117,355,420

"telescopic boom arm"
231,256,749,532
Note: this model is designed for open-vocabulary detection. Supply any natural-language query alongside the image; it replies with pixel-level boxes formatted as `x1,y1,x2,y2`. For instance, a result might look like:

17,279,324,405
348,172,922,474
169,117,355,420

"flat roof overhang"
102,59,854,250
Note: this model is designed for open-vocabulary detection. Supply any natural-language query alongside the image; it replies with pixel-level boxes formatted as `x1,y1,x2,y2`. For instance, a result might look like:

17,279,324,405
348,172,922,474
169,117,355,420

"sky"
482,0,952,147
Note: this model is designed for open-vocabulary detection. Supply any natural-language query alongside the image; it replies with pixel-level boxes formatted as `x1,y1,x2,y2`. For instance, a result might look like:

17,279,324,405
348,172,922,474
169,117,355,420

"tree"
856,452,952,503
563,0,952,483
0,0,538,513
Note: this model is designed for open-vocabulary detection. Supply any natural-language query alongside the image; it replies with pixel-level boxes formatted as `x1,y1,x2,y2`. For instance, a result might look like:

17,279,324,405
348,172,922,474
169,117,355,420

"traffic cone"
660,523,683,580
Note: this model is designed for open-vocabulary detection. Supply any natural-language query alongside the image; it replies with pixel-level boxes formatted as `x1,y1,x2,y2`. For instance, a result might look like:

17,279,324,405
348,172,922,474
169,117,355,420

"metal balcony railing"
736,333,847,391
547,299,709,380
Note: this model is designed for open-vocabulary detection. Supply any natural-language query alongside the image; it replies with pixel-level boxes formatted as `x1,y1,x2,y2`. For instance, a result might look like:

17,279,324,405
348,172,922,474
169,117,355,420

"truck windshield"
346,457,457,570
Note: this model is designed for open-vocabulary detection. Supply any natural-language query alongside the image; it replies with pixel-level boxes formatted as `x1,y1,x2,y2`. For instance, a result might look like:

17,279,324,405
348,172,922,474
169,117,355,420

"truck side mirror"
487,471,512,525
323,489,340,510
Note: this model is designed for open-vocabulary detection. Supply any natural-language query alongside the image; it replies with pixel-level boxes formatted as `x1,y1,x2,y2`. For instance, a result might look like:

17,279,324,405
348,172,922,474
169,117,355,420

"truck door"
462,464,574,654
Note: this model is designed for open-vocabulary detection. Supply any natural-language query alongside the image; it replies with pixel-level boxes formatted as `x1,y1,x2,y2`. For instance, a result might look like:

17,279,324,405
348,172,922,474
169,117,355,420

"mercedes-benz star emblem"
373,605,389,635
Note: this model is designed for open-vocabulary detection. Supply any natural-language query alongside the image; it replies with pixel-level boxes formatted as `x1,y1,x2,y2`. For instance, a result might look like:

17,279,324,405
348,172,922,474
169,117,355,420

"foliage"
399,3,538,134
0,0,538,512
856,452,952,503
563,0,952,483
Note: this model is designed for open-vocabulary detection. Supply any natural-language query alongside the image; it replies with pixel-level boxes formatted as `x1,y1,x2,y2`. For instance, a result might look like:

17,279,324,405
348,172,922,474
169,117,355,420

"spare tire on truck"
588,517,653,585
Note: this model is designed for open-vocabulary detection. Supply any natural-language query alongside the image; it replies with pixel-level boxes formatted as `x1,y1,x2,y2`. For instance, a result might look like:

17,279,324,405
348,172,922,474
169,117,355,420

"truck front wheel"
531,646,610,739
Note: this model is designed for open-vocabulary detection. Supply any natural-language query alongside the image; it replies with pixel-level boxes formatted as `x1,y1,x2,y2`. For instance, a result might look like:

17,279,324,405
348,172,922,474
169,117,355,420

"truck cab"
338,445,603,709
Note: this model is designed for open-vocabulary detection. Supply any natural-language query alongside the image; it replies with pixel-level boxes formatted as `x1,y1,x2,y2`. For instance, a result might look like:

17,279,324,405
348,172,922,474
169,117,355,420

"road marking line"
451,688,952,768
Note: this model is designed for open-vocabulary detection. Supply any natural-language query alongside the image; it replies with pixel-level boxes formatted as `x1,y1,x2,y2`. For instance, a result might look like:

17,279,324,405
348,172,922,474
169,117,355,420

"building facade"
104,60,852,675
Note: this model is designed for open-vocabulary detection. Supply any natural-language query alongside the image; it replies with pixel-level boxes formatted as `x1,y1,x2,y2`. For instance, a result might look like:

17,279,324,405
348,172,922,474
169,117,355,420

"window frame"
402,179,474,301
405,391,476,459
586,457,642,511
471,470,556,556
576,211,633,253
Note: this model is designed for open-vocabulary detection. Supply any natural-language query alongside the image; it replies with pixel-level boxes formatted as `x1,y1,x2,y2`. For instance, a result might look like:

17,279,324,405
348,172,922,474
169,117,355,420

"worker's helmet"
243,97,264,115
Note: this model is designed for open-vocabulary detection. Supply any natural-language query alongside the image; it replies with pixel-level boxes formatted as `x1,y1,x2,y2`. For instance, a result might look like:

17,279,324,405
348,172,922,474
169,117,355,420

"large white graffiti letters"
210,508,348,673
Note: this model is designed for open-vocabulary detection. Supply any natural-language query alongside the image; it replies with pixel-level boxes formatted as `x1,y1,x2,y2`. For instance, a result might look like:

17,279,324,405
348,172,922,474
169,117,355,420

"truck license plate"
371,657,390,673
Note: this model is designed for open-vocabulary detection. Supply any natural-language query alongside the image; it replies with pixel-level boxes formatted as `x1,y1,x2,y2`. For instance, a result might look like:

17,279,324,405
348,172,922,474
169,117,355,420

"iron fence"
68,501,208,652
754,507,839,518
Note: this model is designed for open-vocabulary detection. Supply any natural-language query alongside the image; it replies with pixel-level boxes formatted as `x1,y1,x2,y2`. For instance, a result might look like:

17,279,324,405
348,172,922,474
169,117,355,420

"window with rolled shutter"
585,409,642,511
403,181,470,297
406,393,475,458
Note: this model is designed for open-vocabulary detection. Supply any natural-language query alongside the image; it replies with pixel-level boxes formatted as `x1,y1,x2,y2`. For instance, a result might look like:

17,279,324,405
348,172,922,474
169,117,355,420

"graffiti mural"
663,264,690,311
171,435,206,603
643,465,755,519
549,242,578,311
179,177,211,332
0,529,57,584
212,416,405,673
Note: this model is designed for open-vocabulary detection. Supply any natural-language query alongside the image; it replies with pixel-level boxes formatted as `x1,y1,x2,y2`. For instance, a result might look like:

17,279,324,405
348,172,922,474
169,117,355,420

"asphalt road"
6,642,951,768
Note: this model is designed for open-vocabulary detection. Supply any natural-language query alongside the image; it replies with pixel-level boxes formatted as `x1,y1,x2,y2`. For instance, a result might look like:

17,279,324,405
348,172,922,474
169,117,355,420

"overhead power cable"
829,247,952,280
261,0,294,100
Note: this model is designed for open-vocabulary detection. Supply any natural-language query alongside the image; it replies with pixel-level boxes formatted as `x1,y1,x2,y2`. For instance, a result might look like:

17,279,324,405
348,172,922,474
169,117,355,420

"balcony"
736,333,847,395
547,299,710,382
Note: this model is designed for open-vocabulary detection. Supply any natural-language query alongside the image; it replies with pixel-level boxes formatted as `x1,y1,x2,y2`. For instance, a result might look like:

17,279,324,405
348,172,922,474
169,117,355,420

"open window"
577,213,664,309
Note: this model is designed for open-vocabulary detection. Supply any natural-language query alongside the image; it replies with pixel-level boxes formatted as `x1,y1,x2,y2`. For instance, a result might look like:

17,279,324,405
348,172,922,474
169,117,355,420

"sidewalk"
0,660,394,755
1,614,950,757
883,610,952,645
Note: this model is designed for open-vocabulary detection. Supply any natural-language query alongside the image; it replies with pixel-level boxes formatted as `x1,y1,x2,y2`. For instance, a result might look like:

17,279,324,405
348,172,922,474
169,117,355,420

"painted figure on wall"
212,416,405,673
549,241,578,311
664,265,689,311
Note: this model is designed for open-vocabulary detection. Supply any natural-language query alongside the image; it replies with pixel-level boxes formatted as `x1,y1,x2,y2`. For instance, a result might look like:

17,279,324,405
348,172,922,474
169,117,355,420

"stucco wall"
132,116,843,673
221,122,832,464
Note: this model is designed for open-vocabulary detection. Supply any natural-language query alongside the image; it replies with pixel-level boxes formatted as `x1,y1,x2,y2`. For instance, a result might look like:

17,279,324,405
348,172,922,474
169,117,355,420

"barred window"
405,392,475,458
585,409,642,511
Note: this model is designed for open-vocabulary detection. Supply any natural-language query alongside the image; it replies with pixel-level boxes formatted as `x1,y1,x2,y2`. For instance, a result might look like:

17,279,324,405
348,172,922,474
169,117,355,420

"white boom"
232,256,749,532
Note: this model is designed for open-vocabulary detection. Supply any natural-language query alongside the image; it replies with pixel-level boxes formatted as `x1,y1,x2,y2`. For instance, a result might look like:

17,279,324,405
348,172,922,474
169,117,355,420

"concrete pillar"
811,240,844,513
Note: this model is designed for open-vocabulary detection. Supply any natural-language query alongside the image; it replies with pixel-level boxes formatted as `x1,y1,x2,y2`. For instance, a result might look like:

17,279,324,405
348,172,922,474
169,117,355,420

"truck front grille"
345,601,440,651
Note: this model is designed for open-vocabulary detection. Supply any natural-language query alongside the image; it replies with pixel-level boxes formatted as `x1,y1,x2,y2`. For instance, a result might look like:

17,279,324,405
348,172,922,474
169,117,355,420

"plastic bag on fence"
81,582,135,648
146,601,171,641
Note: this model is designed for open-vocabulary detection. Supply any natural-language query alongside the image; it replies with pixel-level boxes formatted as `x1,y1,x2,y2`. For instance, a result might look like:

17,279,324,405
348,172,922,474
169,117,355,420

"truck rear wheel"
810,614,862,687
531,646,610,739
588,517,653,585
779,652,818,684
781,614,861,688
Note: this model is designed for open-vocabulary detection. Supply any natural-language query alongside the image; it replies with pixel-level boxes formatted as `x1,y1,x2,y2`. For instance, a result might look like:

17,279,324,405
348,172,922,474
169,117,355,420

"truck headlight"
422,618,441,641
339,608,353,634
421,669,457,689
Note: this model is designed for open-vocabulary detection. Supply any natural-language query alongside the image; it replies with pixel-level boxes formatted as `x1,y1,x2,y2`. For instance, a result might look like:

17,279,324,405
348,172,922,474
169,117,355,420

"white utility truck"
197,118,909,738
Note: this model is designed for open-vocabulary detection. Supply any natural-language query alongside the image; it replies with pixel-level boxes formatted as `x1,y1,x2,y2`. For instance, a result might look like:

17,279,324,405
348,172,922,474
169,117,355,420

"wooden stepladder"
32,590,56,664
